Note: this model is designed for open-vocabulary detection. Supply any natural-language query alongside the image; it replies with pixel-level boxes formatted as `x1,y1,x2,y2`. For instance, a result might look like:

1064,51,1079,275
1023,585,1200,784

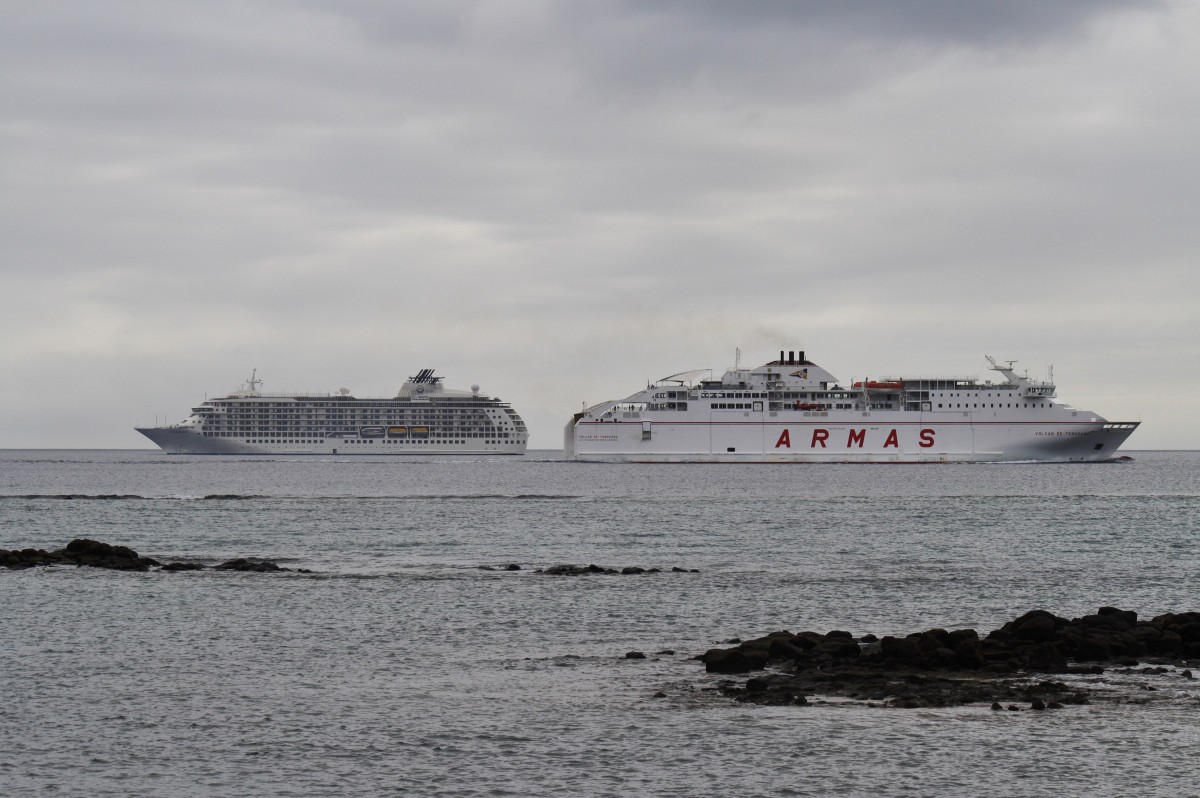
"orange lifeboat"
795,402,822,410
853,380,903,390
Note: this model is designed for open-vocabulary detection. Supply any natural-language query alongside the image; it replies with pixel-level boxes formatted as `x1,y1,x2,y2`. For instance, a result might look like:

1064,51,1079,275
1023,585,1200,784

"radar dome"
471,384,480,394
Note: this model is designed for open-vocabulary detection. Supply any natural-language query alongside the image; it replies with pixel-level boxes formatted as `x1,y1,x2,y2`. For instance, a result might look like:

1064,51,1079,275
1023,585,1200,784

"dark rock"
1129,626,1162,655
504,563,521,571
625,651,646,659
1098,606,1138,625
62,538,160,571
740,631,794,653
1079,613,1133,633
703,648,753,674
951,637,986,670
1,547,61,569
215,558,287,572
161,562,205,571
817,637,862,660
880,635,921,663
541,563,615,575
621,566,645,575
792,632,823,650
1149,630,1183,656
1005,610,1067,643
1070,635,1112,662
768,639,809,662
1025,642,1069,673
947,628,979,645
1176,623,1200,643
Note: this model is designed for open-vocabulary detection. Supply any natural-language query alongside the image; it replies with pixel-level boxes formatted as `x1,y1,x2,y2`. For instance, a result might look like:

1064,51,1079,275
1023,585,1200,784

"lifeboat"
852,380,903,390
795,402,823,411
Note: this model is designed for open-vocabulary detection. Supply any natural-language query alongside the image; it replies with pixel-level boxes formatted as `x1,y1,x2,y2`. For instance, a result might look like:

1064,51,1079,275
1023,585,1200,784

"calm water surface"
1,450,1198,797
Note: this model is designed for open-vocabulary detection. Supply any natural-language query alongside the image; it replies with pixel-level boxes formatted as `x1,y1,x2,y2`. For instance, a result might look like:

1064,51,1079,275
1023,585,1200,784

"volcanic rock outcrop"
1,539,303,573
698,607,1200,709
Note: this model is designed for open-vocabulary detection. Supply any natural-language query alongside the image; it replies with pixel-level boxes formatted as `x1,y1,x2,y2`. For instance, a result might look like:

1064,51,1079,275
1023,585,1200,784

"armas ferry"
565,350,1139,463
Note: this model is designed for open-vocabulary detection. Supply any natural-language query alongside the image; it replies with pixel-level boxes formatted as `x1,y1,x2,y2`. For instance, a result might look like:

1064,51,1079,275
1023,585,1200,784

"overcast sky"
2,0,1197,451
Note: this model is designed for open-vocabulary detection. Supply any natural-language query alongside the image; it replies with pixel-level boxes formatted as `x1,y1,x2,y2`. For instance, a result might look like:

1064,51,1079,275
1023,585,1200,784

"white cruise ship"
137,369,528,455
565,350,1139,463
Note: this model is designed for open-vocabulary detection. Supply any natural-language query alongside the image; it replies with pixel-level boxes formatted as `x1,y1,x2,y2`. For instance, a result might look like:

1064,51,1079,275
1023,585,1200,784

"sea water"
1,450,1198,797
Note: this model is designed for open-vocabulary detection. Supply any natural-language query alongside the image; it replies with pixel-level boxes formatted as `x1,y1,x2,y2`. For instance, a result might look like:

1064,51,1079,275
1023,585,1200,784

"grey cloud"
594,0,1166,44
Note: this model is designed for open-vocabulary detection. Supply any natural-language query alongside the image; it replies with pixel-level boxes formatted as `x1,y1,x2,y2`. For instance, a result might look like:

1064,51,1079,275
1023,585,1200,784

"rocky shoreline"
4,540,699,576
694,607,1200,709
0,538,305,573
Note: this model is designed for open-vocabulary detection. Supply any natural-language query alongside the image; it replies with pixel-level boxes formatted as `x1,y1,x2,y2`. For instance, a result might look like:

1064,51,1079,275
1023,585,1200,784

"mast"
246,368,262,395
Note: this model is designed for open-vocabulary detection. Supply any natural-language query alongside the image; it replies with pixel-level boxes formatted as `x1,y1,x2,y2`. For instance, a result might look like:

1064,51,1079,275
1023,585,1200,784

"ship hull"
136,427,526,456
567,414,1140,463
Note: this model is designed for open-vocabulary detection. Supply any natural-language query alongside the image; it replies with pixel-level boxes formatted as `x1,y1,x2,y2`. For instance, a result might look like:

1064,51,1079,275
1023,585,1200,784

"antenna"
736,347,741,369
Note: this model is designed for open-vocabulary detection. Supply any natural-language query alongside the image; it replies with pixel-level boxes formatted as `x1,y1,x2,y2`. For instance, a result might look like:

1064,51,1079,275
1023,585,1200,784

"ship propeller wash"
565,350,1139,463
137,369,528,455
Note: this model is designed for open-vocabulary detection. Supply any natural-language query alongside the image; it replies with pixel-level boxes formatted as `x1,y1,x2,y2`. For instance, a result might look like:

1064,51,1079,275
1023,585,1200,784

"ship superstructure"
565,350,1139,463
137,369,528,455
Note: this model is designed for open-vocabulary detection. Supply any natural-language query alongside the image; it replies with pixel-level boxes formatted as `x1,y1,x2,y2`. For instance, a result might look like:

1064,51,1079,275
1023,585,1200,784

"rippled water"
2,450,1199,797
